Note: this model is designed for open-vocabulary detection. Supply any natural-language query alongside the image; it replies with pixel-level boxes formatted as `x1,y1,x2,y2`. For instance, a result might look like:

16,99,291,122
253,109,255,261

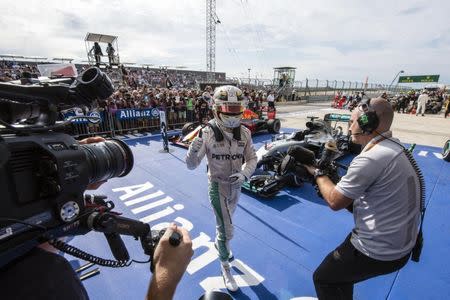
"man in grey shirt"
302,97,422,299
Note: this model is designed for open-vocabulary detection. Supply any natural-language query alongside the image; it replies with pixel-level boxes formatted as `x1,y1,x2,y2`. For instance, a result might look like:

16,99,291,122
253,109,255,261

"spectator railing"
62,107,193,138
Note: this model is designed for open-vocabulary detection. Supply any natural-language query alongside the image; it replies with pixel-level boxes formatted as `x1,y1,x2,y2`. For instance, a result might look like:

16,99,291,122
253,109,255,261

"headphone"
356,98,379,134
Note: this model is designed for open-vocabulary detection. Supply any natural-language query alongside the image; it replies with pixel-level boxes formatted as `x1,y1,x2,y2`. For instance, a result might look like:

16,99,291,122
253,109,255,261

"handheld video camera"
0,68,179,270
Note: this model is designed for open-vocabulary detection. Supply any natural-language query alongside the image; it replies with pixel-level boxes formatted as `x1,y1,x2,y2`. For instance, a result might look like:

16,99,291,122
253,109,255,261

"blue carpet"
69,130,450,300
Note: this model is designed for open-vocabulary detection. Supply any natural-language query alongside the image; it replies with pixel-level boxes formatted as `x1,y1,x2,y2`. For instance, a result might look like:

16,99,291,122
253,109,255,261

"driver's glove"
229,172,246,187
190,137,203,153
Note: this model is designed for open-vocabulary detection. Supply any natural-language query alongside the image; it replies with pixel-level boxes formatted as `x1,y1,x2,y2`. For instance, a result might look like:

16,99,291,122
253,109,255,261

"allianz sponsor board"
63,110,103,124
116,108,160,120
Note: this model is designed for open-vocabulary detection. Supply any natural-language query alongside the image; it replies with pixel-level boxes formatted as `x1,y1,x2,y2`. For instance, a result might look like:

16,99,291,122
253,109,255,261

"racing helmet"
212,85,246,128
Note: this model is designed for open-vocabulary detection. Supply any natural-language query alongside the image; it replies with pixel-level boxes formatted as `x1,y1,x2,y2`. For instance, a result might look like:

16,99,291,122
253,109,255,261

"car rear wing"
323,113,351,123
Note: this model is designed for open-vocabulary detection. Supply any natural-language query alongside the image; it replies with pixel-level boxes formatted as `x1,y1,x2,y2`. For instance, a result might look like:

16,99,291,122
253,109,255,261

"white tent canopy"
84,33,117,44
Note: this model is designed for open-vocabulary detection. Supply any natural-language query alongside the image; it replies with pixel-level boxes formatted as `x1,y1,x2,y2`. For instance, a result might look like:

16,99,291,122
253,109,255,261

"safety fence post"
305,78,309,96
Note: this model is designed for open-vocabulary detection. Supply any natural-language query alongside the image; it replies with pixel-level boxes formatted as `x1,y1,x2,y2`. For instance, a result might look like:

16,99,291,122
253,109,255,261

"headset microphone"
350,130,364,136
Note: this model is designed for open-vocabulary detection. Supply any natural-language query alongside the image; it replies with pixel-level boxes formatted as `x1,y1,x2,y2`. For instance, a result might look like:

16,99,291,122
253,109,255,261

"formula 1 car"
240,107,281,135
168,122,202,149
241,113,361,198
168,108,281,149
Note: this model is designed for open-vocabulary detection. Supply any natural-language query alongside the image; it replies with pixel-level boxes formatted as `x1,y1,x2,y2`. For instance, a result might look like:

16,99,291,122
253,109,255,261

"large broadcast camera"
0,68,179,270
278,141,344,197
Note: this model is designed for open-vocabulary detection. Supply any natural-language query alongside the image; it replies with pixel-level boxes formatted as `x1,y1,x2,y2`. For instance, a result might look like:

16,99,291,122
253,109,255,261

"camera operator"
0,137,193,300
301,98,421,300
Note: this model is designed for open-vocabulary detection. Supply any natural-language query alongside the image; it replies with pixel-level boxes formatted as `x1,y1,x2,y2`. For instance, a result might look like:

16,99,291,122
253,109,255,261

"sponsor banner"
398,75,440,83
116,108,160,120
63,110,103,124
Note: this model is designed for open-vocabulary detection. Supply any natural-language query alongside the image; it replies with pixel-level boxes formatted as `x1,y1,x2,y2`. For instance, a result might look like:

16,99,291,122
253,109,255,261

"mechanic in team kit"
185,85,257,292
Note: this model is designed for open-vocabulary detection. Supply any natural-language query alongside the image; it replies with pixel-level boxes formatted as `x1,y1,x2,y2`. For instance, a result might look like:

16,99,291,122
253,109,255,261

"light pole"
248,68,251,85
388,70,404,92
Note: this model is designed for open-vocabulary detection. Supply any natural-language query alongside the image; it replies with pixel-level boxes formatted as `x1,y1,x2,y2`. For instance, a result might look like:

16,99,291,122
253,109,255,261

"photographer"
0,137,193,300
302,98,421,299
89,42,103,67
106,43,115,66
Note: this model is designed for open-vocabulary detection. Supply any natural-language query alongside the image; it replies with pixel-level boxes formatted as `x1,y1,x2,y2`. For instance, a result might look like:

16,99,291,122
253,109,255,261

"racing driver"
186,85,257,292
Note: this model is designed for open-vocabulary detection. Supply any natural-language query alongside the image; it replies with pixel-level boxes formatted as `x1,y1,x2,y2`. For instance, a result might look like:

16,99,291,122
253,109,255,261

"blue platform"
70,130,450,300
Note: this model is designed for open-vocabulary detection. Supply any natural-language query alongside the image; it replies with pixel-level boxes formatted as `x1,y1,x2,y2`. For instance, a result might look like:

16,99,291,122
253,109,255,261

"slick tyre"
181,122,196,136
267,119,281,133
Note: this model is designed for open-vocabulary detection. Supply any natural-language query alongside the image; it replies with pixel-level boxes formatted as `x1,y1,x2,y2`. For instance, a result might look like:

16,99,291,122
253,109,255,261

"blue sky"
0,0,448,84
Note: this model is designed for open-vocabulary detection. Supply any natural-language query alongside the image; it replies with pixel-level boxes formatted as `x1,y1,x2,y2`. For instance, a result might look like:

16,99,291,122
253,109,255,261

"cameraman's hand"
79,136,106,145
79,137,107,190
147,223,193,300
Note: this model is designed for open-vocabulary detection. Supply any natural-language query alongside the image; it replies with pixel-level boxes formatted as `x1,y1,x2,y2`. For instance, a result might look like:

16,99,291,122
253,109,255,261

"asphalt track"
276,102,450,148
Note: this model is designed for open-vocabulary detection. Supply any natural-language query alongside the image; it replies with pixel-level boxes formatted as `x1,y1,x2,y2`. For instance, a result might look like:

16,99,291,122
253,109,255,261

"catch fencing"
227,77,411,95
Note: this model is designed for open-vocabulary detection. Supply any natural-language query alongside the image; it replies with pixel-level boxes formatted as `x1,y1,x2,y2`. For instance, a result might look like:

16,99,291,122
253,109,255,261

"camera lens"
74,68,114,107
80,139,134,184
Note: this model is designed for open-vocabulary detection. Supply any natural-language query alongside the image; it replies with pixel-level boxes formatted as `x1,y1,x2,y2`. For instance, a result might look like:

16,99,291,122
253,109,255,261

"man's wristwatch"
313,168,328,180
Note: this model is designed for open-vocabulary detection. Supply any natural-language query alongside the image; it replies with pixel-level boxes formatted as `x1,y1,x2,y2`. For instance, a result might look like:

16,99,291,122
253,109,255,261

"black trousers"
313,233,410,300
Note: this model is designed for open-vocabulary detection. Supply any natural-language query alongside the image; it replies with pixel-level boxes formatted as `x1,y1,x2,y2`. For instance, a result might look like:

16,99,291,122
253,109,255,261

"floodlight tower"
206,0,219,82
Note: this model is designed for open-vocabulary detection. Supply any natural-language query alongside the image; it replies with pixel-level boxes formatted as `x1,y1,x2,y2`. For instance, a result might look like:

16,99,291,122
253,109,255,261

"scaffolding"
273,67,297,99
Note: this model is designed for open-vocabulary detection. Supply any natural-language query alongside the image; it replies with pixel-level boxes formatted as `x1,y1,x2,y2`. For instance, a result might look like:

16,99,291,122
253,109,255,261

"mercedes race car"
241,113,361,198
169,108,281,149
443,139,450,162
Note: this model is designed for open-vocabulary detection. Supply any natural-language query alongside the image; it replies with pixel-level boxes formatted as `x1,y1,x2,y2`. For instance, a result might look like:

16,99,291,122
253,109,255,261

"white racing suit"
186,122,257,262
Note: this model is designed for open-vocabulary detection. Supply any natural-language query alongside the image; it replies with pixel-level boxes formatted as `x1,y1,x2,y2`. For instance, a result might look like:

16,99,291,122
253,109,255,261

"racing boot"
214,239,234,262
221,262,239,292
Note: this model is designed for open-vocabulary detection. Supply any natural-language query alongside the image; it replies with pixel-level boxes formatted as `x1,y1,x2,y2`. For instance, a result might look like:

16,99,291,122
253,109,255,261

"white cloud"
0,0,449,83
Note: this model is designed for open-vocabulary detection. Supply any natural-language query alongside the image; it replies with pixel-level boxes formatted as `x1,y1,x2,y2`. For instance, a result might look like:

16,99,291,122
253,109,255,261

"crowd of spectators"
61,83,275,137
0,61,40,81
100,66,215,90
97,84,273,126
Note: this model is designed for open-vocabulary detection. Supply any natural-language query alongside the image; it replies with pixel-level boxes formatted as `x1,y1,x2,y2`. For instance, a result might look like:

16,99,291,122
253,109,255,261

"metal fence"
227,77,411,95
64,107,195,139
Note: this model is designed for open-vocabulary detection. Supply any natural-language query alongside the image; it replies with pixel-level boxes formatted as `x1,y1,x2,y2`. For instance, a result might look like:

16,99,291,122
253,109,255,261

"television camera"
0,67,181,270
266,140,344,198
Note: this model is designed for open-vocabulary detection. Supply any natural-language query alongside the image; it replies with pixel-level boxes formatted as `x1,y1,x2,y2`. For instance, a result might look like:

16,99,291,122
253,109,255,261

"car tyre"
182,122,196,136
267,119,281,133
443,139,450,162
